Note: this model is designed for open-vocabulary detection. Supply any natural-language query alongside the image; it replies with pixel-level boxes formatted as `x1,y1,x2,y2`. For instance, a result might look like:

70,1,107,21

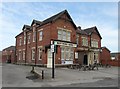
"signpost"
51,41,55,78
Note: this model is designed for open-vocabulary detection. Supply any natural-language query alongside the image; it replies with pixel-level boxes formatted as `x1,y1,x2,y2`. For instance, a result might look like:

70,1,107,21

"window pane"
58,30,62,40
39,31,43,41
32,49,35,60
38,48,42,60
63,30,66,41
24,32,26,44
33,32,36,42
67,32,70,41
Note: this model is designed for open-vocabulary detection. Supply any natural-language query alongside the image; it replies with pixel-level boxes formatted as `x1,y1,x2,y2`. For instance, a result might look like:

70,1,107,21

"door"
47,49,52,68
83,55,88,65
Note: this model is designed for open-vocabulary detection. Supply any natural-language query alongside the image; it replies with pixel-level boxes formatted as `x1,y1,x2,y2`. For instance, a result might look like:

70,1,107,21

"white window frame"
58,29,71,41
76,34,79,45
75,52,78,59
39,31,43,41
31,48,35,60
18,51,21,60
58,30,62,40
33,27,36,42
22,50,25,60
38,47,42,60
28,34,31,44
91,39,98,48
61,46,74,61
66,31,70,41
82,36,88,46
19,37,22,46
23,32,26,45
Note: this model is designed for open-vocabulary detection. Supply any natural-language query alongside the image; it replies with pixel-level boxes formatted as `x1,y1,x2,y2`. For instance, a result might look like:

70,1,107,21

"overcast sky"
0,2,118,52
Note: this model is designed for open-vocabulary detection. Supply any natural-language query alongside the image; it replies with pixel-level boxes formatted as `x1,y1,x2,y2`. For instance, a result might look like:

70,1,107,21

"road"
1,63,119,87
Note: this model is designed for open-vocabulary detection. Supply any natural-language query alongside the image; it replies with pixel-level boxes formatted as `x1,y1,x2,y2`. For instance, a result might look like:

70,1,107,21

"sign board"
54,41,77,47
89,49,100,52
51,44,54,52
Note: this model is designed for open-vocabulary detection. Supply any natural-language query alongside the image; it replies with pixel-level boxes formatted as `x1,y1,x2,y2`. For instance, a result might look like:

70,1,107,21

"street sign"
51,44,54,52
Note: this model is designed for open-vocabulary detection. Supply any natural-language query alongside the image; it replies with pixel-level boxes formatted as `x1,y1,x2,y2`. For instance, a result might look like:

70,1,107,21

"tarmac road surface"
2,63,119,87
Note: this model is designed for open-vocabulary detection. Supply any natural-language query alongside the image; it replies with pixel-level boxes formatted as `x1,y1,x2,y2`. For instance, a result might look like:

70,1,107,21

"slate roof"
3,46,15,51
77,26,102,39
101,46,111,52
38,10,77,28
83,26,102,39
22,25,31,31
31,19,42,26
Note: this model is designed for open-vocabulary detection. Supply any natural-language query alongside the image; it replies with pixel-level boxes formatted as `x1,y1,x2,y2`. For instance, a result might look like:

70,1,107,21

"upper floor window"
82,36,88,46
33,27,36,42
28,34,31,44
58,29,71,41
23,32,26,44
19,38,22,46
39,31,43,41
91,39,98,48
58,30,62,40
76,34,79,45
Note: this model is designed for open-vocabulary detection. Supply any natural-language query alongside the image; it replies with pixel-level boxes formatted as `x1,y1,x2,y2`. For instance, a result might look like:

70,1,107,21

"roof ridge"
42,9,67,23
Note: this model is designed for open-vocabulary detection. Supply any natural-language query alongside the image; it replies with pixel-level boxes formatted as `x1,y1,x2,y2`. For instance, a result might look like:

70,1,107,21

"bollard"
31,66,34,73
42,70,44,79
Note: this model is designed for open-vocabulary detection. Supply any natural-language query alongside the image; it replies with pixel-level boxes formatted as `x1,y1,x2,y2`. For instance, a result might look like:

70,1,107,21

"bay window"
82,36,88,46
91,39,98,48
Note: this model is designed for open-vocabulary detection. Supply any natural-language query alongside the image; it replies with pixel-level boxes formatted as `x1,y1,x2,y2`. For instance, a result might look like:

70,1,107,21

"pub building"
15,10,102,68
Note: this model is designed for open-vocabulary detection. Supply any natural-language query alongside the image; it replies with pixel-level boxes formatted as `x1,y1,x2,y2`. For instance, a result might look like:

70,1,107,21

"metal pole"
52,41,55,78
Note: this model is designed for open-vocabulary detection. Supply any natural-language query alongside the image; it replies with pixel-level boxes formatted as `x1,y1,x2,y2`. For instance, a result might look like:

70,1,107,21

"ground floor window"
32,48,35,60
94,53,98,63
61,46,74,61
18,51,21,60
22,50,25,60
38,47,42,60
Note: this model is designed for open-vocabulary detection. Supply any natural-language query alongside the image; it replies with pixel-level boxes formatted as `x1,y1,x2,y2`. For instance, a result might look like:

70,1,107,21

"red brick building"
110,52,120,67
2,46,15,63
15,10,102,67
100,47,111,65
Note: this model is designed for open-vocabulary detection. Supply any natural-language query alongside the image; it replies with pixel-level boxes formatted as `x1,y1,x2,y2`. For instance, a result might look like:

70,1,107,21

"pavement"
2,63,119,87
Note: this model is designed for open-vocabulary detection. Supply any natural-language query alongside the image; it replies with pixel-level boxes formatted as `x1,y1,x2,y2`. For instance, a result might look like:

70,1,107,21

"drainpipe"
15,38,17,64
35,27,38,66
25,31,28,65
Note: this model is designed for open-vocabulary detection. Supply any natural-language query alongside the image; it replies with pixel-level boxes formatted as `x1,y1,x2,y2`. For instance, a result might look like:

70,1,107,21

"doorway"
47,49,52,68
83,55,88,65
